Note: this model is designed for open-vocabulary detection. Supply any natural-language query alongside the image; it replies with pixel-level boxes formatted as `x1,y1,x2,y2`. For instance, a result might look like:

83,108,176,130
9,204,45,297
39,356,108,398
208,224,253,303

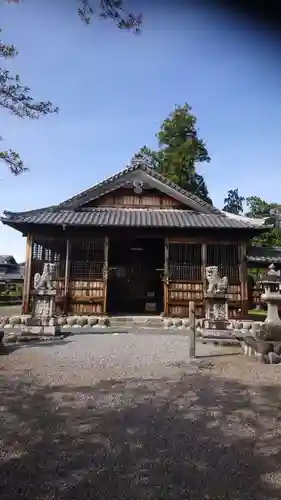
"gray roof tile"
57,164,222,215
1,208,265,229
247,246,281,263
0,255,17,265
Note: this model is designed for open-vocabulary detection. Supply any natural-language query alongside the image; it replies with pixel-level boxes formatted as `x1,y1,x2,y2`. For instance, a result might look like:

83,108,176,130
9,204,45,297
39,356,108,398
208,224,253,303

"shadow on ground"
0,339,72,356
1,369,281,499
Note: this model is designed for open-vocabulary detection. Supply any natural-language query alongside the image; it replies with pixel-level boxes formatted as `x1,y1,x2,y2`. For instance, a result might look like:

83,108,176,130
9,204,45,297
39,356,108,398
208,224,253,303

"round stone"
76,316,88,327
268,352,281,364
274,344,281,355
57,317,67,326
182,318,190,328
173,318,182,328
164,318,173,328
261,354,270,364
9,316,21,326
88,317,98,326
256,341,273,355
98,317,110,327
67,316,77,326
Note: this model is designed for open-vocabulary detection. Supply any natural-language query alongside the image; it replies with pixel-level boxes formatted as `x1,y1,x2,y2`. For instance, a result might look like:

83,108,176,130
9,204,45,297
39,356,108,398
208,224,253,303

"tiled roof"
0,255,17,265
1,208,266,229
57,164,222,215
222,211,267,227
247,246,281,263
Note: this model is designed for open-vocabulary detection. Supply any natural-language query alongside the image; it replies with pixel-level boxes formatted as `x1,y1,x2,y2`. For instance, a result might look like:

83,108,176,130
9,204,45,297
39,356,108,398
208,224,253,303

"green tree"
223,188,244,214
245,196,273,219
131,104,212,204
0,31,58,174
1,0,142,174
157,104,210,186
188,172,213,205
131,145,163,170
245,196,281,246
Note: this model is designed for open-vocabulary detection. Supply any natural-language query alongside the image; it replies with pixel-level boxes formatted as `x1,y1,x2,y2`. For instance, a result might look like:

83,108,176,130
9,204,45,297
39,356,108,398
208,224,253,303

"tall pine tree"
132,104,212,204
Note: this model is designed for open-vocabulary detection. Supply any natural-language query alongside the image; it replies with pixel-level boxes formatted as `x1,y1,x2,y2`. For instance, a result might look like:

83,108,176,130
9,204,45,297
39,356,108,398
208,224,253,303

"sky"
0,0,281,262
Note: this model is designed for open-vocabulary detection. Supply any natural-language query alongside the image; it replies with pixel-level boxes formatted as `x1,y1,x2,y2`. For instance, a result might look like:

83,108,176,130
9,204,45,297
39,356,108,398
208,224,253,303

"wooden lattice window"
206,244,239,282
168,243,201,281
69,238,104,279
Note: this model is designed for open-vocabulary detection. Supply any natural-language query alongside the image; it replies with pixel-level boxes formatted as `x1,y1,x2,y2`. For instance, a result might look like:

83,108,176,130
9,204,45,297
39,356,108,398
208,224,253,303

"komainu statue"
33,263,57,292
205,266,228,294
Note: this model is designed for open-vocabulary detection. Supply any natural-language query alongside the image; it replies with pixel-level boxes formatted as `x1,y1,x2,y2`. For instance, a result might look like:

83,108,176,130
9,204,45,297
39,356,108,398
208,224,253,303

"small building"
1,164,265,318
0,255,24,289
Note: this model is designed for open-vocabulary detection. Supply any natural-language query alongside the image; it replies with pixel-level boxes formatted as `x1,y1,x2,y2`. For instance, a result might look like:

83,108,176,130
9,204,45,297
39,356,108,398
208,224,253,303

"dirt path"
1,335,281,499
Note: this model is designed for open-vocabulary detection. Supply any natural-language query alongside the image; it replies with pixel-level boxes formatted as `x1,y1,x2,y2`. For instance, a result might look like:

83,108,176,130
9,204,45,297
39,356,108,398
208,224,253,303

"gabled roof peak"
57,163,221,215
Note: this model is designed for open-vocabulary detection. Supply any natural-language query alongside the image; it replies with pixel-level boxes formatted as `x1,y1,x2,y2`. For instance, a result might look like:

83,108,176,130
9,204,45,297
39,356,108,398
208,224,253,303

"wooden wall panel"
86,188,186,209
68,238,105,315
166,241,203,317
165,240,244,318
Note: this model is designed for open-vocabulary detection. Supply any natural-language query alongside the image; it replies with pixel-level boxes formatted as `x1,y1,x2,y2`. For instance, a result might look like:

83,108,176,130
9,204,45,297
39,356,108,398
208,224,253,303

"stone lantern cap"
258,263,281,285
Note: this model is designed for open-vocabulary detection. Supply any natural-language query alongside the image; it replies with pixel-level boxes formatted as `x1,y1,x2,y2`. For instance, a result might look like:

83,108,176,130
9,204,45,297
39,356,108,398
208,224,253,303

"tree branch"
78,0,142,33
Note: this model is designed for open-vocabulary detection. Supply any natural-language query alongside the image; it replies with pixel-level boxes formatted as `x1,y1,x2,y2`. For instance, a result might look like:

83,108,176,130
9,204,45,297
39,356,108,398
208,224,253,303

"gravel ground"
1,333,281,500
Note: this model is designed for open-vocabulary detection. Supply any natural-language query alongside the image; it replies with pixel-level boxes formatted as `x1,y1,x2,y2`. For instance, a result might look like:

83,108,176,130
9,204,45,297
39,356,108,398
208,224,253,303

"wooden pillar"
201,243,207,318
103,236,109,314
22,233,32,314
201,243,207,283
64,238,70,295
239,243,248,318
163,237,169,316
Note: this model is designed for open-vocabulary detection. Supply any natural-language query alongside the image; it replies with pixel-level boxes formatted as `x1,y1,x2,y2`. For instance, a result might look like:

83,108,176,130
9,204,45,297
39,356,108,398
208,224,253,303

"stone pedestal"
203,292,228,330
242,265,281,363
33,289,56,325
256,265,281,342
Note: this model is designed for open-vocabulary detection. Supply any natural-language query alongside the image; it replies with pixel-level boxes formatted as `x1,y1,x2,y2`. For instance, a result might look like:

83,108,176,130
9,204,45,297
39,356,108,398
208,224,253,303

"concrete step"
108,316,164,328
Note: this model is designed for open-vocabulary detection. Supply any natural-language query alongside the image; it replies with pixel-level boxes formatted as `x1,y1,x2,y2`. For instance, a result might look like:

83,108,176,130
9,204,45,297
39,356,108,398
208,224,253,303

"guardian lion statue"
33,263,57,292
205,266,228,294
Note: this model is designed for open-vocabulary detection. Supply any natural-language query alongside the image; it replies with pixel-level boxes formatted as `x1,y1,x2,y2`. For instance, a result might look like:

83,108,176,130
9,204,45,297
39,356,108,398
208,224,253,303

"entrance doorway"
107,237,164,315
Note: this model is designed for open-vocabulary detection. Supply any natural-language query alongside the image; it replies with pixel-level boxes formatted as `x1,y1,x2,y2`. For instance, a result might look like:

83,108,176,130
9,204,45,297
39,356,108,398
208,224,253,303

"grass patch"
248,309,266,316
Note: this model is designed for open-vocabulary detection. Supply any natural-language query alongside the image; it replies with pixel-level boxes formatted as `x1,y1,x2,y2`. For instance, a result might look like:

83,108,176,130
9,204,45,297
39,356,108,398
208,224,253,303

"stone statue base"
32,289,56,326
256,322,281,342
203,292,228,330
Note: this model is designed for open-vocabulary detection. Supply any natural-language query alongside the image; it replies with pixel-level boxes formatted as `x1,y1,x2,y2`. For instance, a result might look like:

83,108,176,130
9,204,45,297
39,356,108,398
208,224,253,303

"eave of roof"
247,245,281,264
1,165,220,221
222,211,268,227
1,208,271,230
